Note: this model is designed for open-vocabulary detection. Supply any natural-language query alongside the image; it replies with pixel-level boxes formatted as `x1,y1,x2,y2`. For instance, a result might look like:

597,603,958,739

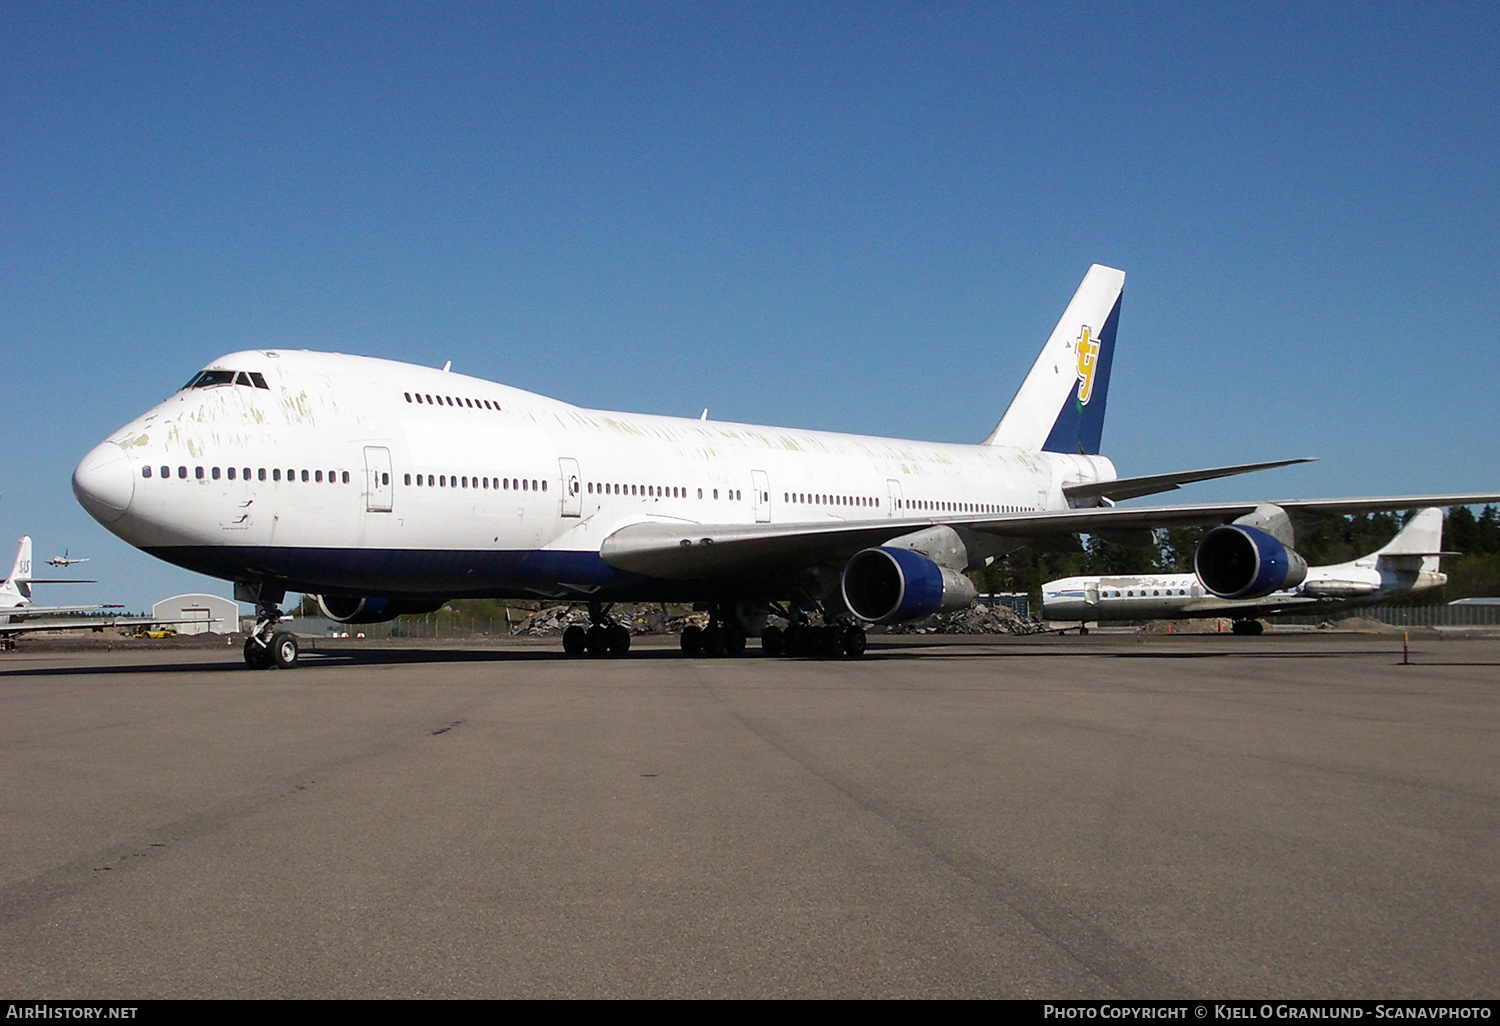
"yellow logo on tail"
1075,326,1100,405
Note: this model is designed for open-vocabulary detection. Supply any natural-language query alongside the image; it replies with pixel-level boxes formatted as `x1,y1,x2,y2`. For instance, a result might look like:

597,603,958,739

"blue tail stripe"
1041,293,1121,455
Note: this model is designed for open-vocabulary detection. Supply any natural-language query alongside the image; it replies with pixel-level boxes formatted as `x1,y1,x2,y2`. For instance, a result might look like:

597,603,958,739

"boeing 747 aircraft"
71,265,1500,668
1042,507,1450,634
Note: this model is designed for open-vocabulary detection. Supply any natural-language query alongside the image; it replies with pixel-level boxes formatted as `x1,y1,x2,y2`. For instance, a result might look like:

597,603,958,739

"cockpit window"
182,369,270,391
185,370,237,389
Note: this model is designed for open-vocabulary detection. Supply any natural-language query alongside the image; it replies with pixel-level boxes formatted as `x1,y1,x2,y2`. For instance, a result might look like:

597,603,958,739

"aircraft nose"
73,441,136,525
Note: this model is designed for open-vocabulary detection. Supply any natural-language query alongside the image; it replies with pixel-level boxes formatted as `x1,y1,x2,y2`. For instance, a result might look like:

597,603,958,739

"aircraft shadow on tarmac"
3,638,1477,676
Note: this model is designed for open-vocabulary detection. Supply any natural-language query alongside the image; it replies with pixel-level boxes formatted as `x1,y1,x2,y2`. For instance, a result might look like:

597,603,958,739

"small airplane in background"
1041,507,1451,635
0,537,208,649
47,549,90,568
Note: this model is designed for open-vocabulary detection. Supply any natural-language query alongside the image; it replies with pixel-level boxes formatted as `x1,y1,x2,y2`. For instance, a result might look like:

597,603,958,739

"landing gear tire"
608,625,631,655
1079,624,1090,636
562,625,587,656
585,624,610,657
723,626,746,657
704,624,727,657
243,637,272,670
271,631,299,669
839,626,867,658
680,625,703,656
761,625,784,657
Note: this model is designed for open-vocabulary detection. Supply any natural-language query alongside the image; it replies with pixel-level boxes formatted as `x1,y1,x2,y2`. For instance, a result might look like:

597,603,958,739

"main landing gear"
683,604,866,660
562,602,632,658
555,601,867,660
243,586,300,670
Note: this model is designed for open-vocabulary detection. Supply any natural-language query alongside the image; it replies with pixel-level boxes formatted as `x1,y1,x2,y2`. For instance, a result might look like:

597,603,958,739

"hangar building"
152,593,239,635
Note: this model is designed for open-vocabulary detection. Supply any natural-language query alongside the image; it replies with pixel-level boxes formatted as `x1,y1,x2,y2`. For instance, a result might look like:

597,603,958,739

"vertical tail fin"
984,264,1125,454
1376,508,1444,568
2,538,32,605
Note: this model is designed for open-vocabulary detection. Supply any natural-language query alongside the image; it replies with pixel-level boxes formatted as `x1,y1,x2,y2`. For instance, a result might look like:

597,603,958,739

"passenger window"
301,470,309,482
227,467,235,480
162,466,170,478
405,393,412,403
273,469,281,481
315,470,323,483
540,480,546,492
142,466,152,478
195,466,205,480
405,474,412,485
342,471,349,483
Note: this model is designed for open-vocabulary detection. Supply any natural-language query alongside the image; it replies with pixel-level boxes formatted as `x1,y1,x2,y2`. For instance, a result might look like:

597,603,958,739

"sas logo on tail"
1074,326,1100,405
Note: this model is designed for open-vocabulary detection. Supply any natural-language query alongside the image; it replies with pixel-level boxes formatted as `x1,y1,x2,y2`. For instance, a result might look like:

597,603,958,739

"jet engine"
841,546,978,625
1194,525,1308,600
316,596,446,624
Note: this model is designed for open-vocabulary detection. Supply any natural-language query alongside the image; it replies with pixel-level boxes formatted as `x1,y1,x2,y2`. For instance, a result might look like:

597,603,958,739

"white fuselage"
1042,555,1445,623
76,350,1116,600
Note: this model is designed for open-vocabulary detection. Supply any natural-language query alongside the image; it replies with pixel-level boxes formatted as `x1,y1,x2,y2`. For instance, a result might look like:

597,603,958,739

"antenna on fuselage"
700,409,708,421
442,361,452,372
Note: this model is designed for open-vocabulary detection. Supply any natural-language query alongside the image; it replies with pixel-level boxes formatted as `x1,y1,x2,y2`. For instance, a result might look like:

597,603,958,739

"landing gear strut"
243,585,298,670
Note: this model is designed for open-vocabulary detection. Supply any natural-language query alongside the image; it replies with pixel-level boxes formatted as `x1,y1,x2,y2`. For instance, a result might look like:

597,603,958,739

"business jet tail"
984,264,1125,455
2,537,32,605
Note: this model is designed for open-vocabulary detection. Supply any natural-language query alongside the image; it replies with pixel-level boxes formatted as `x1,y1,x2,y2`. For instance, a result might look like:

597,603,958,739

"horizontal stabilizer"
1063,458,1316,504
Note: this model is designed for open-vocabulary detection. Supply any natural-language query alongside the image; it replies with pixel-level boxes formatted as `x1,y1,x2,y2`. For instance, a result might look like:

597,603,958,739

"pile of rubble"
510,606,593,636
885,603,1041,635
510,604,707,636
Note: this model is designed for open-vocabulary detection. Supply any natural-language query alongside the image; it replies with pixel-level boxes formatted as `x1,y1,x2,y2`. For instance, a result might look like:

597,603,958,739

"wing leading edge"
599,493,1500,580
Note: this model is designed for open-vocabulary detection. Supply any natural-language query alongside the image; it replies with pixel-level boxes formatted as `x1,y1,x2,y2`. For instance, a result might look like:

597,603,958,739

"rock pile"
885,603,1038,635
510,604,704,636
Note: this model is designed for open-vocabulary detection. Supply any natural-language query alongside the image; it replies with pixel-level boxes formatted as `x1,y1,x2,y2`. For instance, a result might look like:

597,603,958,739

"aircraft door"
887,479,903,517
364,446,393,513
559,458,582,518
751,470,770,523
1085,583,1099,606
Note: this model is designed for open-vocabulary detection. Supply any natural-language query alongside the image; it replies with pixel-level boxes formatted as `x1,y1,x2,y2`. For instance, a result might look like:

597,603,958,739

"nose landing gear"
242,585,298,670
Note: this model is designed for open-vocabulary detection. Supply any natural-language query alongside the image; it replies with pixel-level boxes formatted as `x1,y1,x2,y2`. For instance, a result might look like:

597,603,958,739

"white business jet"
71,265,1500,669
1042,507,1451,634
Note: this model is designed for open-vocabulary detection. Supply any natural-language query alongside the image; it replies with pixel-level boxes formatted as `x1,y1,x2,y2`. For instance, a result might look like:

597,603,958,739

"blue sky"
3,2,1497,611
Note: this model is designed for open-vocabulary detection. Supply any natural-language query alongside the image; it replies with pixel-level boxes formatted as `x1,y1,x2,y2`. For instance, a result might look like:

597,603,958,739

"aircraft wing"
0,616,221,636
11,579,97,585
1061,458,1316,504
0,603,121,620
600,492,1500,580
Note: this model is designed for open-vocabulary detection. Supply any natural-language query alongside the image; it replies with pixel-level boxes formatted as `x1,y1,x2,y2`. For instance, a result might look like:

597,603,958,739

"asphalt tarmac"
1,631,1496,998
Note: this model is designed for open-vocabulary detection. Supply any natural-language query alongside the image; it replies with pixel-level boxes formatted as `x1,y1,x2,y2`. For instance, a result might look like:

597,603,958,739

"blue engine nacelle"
841,547,978,625
316,596,446,624
1194,525,1309,599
